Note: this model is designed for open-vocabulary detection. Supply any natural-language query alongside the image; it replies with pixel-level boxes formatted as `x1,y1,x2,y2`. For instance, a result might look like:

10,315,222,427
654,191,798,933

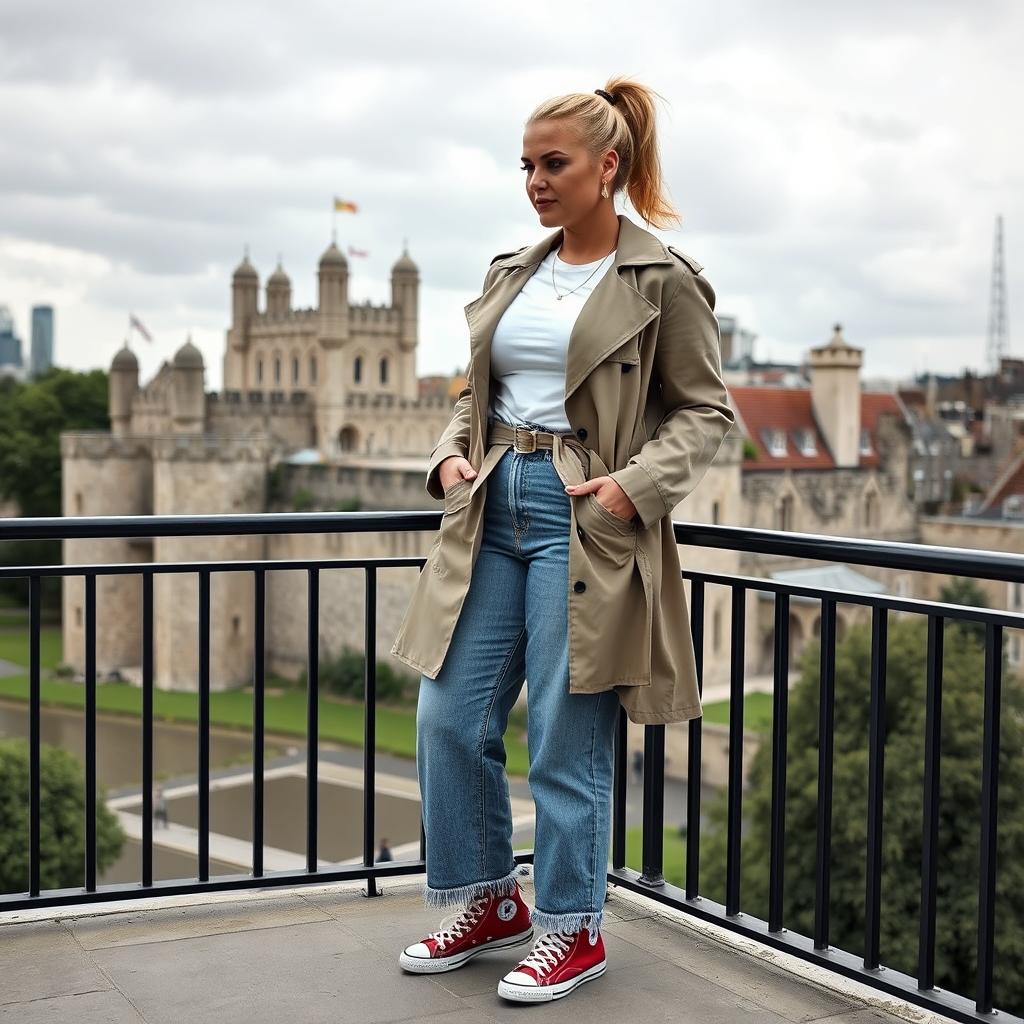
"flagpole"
331,199,337,243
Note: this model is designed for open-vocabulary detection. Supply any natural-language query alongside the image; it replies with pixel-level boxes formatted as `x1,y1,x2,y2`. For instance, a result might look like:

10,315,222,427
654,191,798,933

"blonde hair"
525,76,681,230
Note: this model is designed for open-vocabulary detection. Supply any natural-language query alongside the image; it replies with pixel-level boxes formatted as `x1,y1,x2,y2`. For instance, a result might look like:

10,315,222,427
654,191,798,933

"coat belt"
486,420,594,489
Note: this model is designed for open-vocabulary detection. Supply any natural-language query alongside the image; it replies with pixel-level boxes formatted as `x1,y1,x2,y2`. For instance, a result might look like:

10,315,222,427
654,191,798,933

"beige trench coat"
390,213,735,725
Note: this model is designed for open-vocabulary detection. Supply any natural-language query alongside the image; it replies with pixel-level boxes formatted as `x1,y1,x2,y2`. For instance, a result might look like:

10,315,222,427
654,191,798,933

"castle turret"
391,243,419,400
391,244,419,353
317,241,348,347
230,253,259,347
171,336,205,434
316,241,349,453
809,323,863,468
266,261,291,318
109,344,139,437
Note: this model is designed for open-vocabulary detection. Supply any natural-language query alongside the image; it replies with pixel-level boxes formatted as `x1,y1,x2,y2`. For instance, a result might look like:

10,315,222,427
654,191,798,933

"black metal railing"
0,512,1020,1024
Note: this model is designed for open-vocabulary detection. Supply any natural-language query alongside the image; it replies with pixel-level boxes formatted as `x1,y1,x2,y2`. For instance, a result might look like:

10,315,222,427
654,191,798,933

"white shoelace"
518,930,576,973
427,893,489,950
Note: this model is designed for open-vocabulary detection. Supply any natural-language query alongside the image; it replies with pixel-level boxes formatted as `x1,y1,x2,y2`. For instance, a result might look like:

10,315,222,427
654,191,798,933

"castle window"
310,355,318,384
712,607,721,653
380,356,389,385
274,357,281,384
292,356,299,383
762,427,788,458
354,355,362,383
792,427,817,457
860,428,873,456
777,494,794,532
257,358,264,384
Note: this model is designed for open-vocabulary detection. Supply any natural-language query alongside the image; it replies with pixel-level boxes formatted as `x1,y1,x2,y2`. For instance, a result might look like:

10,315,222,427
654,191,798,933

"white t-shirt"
488,246,617,433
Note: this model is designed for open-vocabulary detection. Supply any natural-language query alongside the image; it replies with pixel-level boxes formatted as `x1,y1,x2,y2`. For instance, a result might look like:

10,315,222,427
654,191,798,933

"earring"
601,179,609,198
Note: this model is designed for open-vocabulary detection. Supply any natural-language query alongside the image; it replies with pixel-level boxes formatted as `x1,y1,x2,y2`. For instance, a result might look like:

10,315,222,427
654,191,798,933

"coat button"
576,427,588,441
573,580,586,593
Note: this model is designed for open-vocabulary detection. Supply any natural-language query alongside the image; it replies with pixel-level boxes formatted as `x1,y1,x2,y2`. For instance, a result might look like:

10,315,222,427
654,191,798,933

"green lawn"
0,623,770,768
623,825,687,888
701,690,773,733
0,626,63,669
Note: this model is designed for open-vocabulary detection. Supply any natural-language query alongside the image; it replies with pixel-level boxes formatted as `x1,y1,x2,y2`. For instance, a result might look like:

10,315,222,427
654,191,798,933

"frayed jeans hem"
423,864,521,910
530,906,604,943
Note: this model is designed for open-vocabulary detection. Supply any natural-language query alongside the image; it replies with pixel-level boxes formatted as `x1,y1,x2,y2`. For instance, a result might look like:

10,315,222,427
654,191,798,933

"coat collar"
489,212,674,273
463,215,673,452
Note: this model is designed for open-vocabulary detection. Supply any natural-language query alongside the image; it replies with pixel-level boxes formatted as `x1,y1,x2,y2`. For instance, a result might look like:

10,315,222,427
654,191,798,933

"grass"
0,626,63,668
701,691,774,733
0,622,770,770
623,824,687,888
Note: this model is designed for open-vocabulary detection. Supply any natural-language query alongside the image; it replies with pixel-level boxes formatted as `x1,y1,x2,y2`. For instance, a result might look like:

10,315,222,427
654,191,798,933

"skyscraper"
30,305,54,377
0,305,24,379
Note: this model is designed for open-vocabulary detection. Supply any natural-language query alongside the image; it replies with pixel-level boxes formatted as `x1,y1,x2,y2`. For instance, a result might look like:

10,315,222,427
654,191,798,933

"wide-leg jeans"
415,441,620,942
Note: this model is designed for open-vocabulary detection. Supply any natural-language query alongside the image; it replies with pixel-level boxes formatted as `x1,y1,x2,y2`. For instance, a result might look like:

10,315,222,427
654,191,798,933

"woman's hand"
565,476,637,523
438,454,477,494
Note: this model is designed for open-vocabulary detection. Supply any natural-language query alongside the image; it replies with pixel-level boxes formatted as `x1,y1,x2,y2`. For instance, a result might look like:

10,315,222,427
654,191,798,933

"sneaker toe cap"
502,969,539,987
403,942,432,959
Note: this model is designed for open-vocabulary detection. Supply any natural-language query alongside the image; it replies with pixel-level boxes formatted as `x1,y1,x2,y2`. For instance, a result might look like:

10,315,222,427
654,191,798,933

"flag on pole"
129,314,153,342
333,197,359,213
347,246,369,258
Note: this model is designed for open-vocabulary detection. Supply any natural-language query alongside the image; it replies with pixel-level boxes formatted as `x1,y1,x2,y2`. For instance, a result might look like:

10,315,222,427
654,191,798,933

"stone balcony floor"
0,870,947,1024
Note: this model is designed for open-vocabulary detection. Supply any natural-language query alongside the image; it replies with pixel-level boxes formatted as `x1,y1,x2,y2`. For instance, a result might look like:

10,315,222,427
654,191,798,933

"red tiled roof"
729,386,901,471
982,450,1024,511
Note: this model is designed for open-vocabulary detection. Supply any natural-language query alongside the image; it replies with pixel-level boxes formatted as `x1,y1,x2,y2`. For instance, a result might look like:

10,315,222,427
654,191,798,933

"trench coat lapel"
461,213,674,455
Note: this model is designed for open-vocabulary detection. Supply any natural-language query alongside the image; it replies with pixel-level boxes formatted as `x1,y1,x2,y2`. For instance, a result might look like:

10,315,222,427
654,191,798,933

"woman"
391,77,734,1003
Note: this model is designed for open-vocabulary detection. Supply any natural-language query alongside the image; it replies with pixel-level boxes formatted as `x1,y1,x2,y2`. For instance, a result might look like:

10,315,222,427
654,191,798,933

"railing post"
726,585,745,916
864,606,888,970
685,578,704,900
363,566,381,898
918,614,943,989
768,591,789,933
814,597,836,949
639,724,665,887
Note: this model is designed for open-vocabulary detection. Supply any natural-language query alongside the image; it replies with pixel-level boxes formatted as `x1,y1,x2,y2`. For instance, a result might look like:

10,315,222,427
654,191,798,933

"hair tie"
594,88,620,106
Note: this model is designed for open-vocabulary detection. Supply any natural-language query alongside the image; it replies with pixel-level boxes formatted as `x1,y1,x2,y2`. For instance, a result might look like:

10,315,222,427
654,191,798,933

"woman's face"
521,118,617,227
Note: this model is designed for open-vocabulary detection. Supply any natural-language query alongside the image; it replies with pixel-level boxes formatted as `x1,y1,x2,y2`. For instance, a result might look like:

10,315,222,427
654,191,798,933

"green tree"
0,366,109,518
0,367,110,608
699,615,1024,1015
0,738,125,894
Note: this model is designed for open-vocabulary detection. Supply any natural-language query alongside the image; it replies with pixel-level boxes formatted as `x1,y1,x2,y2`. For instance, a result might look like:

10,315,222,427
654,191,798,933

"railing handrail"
3,511,1024,582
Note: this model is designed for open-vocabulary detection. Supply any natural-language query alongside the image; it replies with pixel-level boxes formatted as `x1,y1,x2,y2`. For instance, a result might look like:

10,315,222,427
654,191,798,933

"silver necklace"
551,247,613,301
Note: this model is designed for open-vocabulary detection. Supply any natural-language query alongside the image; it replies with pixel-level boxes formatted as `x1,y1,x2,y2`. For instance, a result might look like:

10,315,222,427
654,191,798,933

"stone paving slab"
0,874,937,1024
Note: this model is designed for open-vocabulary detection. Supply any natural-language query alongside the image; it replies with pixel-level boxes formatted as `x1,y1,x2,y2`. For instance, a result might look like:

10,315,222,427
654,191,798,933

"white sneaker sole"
399,927,534,974
497,958,607,1001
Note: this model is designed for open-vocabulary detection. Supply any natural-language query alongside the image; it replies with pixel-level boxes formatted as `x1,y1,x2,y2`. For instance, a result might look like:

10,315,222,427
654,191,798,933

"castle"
61,242,462,690
61,238,924,697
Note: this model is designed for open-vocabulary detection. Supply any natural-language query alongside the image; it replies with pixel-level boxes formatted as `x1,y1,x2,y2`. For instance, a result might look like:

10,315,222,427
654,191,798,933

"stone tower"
809,323,863,468
224,253,259,390
390,245,420,400
171,337,205,434
266,261,291,318
109,344,139,437
316,241,350,450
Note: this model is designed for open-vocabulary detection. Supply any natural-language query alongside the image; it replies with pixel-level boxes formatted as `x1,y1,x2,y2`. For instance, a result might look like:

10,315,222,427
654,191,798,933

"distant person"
377,837,393,862
391,76,731,1004
154,784,169,829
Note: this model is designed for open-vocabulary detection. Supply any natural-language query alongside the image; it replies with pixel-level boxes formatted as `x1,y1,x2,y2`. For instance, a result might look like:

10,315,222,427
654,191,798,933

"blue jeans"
416,442,620,942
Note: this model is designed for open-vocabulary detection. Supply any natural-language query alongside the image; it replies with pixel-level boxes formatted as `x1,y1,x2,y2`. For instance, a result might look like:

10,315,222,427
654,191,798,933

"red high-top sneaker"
497,924,607,1002
399,880,534,974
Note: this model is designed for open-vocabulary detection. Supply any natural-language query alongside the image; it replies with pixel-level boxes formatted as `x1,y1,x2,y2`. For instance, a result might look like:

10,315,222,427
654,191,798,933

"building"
0,305,25,380
30,305,54,377
61,241,461,690
61,257,925,697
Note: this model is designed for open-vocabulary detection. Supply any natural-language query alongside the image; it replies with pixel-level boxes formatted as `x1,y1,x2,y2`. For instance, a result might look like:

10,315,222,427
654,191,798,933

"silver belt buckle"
513,425,538,453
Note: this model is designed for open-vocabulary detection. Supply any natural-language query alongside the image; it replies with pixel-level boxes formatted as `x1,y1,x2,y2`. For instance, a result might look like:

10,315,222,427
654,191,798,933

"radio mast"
987,214,1008,373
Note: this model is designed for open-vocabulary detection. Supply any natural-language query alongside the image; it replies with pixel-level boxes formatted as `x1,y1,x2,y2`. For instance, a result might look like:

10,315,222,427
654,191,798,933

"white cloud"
0,0,1020,388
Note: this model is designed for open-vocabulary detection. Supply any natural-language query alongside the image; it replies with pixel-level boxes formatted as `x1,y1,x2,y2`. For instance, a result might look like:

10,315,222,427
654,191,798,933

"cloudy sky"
0,0,1020,390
